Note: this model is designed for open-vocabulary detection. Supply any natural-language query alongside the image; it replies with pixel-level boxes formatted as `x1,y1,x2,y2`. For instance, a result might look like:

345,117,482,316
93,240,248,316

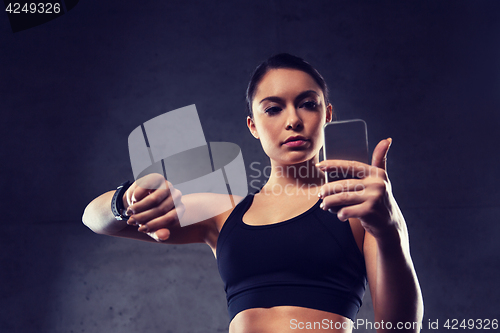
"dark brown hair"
245,53,330,118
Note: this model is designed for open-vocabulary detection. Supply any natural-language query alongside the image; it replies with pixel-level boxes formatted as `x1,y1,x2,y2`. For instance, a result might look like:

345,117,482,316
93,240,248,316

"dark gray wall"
1,1,499,332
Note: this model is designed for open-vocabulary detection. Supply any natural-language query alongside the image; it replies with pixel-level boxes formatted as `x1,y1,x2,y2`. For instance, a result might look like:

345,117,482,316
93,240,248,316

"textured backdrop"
1,1,499,332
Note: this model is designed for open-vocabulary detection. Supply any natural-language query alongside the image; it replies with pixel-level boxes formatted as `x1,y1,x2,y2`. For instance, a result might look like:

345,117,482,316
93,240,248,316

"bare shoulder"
181,193,244,229
213,194,245,229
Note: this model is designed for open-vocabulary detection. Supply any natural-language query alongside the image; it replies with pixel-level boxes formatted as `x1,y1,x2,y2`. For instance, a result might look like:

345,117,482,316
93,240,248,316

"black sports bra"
216,194,367,322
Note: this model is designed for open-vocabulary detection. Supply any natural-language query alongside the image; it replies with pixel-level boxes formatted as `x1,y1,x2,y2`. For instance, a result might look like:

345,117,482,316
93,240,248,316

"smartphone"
322,119,369,183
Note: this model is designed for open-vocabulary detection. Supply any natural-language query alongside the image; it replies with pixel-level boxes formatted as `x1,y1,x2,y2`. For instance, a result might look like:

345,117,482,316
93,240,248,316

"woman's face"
247,68,332,166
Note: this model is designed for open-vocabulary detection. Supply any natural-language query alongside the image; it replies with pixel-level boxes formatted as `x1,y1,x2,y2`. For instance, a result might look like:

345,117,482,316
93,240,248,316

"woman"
83,53,423,332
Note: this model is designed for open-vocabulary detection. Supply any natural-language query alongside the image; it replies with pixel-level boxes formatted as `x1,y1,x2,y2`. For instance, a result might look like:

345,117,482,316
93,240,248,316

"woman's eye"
265,106,282,115
301,101,318,109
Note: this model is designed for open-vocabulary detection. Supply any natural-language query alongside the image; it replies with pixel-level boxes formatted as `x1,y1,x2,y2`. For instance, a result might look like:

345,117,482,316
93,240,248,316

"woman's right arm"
82,174,238,247
82,190,131,235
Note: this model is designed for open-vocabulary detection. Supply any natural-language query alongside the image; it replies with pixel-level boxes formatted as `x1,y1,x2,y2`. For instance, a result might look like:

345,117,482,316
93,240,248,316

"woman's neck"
260,158,326,196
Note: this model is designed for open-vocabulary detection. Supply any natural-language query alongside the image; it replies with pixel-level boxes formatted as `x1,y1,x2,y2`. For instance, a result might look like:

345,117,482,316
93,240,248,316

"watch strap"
111,180,132,221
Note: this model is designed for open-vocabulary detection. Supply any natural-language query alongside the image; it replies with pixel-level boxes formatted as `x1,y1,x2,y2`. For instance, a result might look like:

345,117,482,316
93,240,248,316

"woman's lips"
283,139,308,147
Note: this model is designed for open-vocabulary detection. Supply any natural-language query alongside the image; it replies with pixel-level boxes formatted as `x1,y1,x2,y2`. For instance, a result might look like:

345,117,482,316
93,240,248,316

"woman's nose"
285,108,303,130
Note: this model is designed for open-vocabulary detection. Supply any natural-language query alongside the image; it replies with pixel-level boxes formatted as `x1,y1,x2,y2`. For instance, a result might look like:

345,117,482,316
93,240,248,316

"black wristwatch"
111,181,132,221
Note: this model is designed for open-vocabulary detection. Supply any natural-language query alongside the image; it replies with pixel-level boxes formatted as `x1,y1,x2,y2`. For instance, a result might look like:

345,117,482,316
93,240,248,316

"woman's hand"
319,139,424,330
317,138,403,240
124,173,185,242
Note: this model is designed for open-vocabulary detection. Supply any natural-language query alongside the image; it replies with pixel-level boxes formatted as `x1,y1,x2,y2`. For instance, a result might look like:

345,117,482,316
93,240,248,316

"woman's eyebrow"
294,90,320,104
259,96,284,105
259,90,320,105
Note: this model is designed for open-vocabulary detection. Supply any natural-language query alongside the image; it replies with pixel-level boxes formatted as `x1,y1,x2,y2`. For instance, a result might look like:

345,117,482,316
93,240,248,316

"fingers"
132,205,176,230
143,228,170,242
137,204,183,232
129,187,182,226
128,185,172,216
316,138,392,178
141,208,181,241
318,178,365,197
126,173,168,205
122,174,184,242
316,159,386,181
337,201,372,222
135,173,168,191
319,176,387,221
316,138,395,233
128,208,178,242
320,187,366,215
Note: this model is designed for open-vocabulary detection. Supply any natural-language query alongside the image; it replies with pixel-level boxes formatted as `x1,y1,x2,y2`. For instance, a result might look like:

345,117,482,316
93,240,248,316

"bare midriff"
229,306,353,333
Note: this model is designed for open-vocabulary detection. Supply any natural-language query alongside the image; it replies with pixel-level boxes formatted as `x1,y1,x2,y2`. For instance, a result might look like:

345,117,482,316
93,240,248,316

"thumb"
371,138,392,170
155,228,171,242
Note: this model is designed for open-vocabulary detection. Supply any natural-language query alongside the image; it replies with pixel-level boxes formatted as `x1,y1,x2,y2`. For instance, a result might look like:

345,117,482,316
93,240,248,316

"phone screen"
322,119,369,182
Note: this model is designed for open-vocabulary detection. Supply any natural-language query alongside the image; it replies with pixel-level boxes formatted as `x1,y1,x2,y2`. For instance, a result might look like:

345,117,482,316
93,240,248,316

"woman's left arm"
317,138,424,333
